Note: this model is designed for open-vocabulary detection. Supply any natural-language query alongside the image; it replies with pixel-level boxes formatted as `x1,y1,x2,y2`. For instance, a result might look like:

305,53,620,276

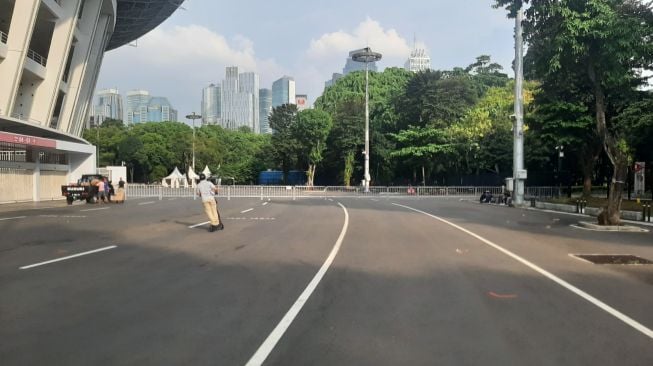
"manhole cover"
572,254,653,265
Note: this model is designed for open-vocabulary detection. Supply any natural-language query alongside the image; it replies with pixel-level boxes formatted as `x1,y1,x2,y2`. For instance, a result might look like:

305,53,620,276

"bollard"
530,198,536,208
582,200,587,214
644,202,651,222
576,200,580,214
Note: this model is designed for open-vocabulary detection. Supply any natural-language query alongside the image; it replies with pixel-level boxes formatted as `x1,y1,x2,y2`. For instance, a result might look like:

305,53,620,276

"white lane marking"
19,246,117,270
392,203,653,340
168,198,176,201
241,208,254,213
328,198,334,202
189,221,210,229
371,199,379,202
246,202,350,366
262,202,269,206
80,207,109,212
39,215,87,218
0,216,27,221
138,201,156,206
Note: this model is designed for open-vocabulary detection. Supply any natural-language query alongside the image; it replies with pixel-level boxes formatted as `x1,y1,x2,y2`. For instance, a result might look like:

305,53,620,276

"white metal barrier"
125,185,562,200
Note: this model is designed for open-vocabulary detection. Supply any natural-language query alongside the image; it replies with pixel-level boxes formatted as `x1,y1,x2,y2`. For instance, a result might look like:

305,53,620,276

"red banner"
0,131,56,148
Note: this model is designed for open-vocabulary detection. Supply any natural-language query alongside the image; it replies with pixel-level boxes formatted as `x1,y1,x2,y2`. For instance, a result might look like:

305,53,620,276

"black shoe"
209,225,216,232
216,223,224,230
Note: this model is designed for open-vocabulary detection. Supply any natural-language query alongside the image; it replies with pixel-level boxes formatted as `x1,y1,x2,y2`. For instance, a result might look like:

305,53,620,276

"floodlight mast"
185,112,202,171
351,47,382,193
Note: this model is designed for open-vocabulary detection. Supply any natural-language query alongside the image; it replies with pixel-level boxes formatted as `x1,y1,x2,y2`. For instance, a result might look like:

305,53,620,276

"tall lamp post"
186,112,202,171
351,47,382,193
512,5,527,205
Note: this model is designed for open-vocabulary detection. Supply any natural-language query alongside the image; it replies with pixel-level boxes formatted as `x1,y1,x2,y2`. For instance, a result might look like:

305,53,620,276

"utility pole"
513,5,526,205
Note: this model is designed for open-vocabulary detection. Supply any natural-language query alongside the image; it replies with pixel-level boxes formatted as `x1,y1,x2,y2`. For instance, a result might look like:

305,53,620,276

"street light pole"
185,112,202,171
513,6,526,205
351,47,382,193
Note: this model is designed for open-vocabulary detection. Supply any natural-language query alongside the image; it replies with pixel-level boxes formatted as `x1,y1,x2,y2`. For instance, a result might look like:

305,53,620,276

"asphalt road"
1,197,652,365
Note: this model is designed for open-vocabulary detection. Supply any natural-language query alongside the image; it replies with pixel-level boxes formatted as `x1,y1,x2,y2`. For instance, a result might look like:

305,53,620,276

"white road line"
262,202,269,206
0,216,27,221
19,246,117,270
392,203,653,340
80,207,109,212
168,198,176,201
241,208,254,213
138,201,156,206
246,202,350,366
188,221,210,229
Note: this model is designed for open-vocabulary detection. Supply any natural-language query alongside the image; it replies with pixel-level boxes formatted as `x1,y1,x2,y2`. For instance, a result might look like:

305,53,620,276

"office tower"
126,90,150,124
126,90,177,123
202,84,221,125
259,88,272,134
405,48,431,73
239,72,260,133
91,89,123,128
295,94,308,111
272,76,296,108
220,66,258,132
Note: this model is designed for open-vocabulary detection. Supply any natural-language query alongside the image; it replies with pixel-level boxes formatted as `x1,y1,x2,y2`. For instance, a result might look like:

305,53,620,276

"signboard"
634,162,646,197
295,94,308,111
0,131,56,148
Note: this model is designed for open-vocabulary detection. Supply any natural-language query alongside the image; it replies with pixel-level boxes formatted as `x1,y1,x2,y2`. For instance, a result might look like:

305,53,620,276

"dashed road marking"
262,202,269,206
19,246,117,270
138,201,156,206
0,216,27,221
38,215,87,218
189,221,210,229
241,208,254,213
80,207,109,212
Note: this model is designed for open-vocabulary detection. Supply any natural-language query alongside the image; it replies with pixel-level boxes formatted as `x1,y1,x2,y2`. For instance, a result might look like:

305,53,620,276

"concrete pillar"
0,0,40,117
33,151,41,202
31,0,83,126
58,0,109,134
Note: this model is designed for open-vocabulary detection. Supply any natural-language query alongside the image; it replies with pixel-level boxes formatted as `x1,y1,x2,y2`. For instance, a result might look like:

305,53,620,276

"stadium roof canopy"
107,0,185,50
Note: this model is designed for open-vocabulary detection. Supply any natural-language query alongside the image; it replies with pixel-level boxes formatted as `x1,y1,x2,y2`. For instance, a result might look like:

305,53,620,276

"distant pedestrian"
104,177,111,202
97,179,106,203
195,173,223,232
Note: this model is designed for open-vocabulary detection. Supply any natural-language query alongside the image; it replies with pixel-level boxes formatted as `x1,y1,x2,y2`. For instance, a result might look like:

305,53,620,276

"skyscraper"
272,76,296,108
91,89,123,128
259,88,272,134
239,72,260,133
126,90,150,124
202,84,221,125
126,90,177,123
220,66,258,131
405,48,431,73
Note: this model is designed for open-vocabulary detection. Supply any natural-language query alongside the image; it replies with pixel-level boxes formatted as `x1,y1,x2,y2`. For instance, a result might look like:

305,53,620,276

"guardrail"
125,185,554,200
27,49,47,67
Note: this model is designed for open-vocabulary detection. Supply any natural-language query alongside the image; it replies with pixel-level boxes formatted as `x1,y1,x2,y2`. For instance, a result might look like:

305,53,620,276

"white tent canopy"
188,167,200,187
162,167,185,188
202,165,212,178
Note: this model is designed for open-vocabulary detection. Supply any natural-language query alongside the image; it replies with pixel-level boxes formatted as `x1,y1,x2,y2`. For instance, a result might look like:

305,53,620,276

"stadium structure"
0,0,184,203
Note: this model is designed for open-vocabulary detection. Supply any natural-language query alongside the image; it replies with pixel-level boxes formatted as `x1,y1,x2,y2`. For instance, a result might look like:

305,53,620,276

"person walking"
195,173,223,232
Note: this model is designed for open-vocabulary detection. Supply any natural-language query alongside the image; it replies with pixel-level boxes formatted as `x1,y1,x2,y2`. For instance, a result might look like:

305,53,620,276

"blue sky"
96,0,517,122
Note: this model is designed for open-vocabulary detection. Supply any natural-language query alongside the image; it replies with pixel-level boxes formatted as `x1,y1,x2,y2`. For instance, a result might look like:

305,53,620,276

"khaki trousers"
202,200,220,226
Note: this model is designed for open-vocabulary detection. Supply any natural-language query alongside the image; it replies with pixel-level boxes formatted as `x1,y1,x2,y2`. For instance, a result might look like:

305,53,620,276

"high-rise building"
0,0,183,203
220,67,259,132
126,90,150,124
405,48,431,73
126,90,177,123
239,72,260,133
272,76,296,108
259,88,272,134
202,84,221,125
295,94,308,111
90,89,123,128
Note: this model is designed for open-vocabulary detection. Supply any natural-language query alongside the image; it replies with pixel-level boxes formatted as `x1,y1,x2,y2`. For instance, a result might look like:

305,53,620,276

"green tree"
294,109,333,186
269,104,299,183
495,0,653,224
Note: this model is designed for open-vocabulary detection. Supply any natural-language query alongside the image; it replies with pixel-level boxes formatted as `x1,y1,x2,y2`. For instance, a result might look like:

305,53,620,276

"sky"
96,0,517,123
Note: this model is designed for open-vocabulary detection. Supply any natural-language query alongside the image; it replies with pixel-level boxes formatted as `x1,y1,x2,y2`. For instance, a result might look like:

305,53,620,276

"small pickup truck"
61,174,111,204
